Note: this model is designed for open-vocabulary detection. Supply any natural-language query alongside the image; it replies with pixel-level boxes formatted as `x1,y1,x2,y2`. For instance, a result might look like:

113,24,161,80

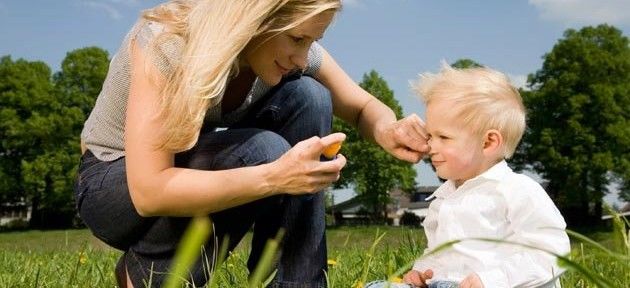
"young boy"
367,64,570,288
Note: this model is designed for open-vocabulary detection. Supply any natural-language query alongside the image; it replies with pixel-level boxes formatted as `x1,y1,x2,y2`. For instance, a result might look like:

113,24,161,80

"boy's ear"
483,129,503,156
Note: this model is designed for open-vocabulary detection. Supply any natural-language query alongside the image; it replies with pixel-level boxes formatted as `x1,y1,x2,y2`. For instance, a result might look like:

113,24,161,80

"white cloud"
80,0,142,20
529,0,630,26
84,1,122,20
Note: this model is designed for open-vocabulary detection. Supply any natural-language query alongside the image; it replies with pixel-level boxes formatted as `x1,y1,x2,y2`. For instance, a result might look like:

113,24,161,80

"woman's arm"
315,47,429,163
124,41,346,217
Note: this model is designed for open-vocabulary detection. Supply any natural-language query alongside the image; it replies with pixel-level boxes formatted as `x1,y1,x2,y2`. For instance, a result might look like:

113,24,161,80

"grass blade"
163,216,212,288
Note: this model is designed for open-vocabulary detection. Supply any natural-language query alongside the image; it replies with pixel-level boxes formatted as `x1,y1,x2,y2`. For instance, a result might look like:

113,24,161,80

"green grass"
0,224,627,287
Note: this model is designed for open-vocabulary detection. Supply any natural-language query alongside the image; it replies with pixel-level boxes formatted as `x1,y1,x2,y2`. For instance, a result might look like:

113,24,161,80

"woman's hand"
374,113,430,163
267,133,347,195
403,269,433,287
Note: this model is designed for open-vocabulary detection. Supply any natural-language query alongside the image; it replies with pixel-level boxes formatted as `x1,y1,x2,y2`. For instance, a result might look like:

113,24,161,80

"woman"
75,0,428,287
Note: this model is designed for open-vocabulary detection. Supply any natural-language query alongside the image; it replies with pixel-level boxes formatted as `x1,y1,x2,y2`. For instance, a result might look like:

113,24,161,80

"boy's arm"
475,180,571,287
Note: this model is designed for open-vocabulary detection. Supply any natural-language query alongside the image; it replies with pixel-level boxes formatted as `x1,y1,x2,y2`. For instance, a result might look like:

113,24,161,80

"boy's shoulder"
497,170,550,200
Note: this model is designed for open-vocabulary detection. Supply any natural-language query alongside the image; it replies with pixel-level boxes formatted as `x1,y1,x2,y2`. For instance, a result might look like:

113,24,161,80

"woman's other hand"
375,113,429,163
268,132,347,195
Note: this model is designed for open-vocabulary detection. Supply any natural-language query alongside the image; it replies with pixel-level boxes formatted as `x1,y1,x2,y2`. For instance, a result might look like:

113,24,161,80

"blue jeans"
75,76,332,288
365,280,459,288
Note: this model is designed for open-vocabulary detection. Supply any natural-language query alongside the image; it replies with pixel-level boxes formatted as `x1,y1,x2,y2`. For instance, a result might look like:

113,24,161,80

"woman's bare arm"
124,41,346,217
316,47,429,163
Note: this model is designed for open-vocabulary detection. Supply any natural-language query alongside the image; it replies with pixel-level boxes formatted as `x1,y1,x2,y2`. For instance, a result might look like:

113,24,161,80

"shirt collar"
427,160,512,199
474,160,511,182
428,180,456,200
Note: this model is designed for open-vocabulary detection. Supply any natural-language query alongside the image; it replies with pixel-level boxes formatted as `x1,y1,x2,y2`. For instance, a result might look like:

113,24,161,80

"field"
0,225,627,287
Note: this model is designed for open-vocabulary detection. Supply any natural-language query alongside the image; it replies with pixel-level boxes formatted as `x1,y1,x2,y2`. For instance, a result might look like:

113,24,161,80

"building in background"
328,186,437,226
0,199,31,227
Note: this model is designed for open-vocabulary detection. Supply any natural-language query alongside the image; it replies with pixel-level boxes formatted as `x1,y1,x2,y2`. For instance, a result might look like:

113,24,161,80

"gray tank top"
81,20,324,161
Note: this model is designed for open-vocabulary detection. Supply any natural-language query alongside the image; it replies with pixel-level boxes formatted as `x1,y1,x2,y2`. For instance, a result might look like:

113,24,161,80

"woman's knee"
178,129,290,170
284,76,332,116
241,130,291,165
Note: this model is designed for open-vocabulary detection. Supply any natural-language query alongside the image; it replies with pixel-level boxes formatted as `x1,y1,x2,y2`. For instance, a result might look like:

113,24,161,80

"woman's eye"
291,36,305,45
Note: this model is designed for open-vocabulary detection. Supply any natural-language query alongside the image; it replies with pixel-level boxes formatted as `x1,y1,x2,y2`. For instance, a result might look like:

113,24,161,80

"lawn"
0,225,627,287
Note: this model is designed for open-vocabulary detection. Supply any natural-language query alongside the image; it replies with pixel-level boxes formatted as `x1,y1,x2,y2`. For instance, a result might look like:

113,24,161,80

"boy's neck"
453,157,504,188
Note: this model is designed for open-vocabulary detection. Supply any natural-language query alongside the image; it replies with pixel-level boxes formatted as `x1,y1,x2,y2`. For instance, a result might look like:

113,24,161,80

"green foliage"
450,58,483,69
1,227,628,287
332,70,416,220
512,25,630,224
0,47,109,228
0,55,56,211
54,46,109,116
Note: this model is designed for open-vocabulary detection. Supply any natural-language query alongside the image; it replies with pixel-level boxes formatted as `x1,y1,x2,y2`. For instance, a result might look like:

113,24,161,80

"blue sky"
1,0,629,204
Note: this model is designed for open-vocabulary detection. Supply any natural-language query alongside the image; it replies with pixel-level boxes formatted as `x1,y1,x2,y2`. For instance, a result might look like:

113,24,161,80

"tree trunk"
29,195,41,228
594,199,603,221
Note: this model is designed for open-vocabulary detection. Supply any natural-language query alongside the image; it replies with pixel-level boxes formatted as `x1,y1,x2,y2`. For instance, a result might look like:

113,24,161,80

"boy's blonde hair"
140,0,341,152
412,63,526,159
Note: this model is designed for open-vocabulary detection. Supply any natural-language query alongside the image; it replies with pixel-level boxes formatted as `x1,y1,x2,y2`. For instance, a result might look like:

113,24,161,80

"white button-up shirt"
413,161,570,287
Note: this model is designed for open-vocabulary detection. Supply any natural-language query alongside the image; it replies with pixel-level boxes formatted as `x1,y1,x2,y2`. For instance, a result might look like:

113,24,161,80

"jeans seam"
96,162,115,191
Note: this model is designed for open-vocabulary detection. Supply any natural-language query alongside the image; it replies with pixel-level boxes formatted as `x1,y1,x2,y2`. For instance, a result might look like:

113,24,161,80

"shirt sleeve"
476,176,571,288
132,20,183,76
412,197,443,273
302,41,324,76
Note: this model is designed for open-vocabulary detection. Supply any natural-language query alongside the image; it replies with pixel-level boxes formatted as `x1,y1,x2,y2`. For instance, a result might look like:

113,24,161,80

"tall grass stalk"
162,216,212,288
248,229,284,288
355,229,386,287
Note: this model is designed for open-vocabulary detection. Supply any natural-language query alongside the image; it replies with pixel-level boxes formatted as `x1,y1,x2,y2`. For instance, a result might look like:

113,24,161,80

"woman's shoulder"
132,20,174,48
130,19,184,74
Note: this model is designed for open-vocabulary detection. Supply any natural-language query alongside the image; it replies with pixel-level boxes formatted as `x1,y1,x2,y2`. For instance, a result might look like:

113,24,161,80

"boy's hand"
459,273,483,288
402,269,433,287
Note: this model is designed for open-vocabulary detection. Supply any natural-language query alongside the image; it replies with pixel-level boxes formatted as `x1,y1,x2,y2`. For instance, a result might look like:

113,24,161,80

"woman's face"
243,10,335,86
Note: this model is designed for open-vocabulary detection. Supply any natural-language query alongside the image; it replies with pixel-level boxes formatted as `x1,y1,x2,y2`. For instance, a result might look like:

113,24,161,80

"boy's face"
425,99,487,187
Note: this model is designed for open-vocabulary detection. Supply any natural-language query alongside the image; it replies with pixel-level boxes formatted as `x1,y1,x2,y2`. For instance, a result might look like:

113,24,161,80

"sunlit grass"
0,220,628,287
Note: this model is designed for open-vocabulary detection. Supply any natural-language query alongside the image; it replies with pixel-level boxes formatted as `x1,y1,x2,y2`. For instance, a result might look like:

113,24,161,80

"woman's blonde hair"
412,63,526,159
141,0,341,152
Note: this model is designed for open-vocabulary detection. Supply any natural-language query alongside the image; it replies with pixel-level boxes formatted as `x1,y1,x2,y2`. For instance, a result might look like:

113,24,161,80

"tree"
0,56,60,227
0,47,109,228
332,70,416,221
54,46,109,116
451,58,483,69
30,46,109,228
512,25,630,225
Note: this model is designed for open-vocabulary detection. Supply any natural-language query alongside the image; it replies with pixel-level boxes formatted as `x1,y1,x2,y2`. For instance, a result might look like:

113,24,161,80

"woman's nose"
290,50,308,71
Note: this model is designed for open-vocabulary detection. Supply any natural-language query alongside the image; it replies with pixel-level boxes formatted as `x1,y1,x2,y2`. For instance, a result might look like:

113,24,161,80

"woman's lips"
276,61,291,75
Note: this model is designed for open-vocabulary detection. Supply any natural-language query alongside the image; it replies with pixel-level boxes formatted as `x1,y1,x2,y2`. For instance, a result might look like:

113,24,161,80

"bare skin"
110,10,428,288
